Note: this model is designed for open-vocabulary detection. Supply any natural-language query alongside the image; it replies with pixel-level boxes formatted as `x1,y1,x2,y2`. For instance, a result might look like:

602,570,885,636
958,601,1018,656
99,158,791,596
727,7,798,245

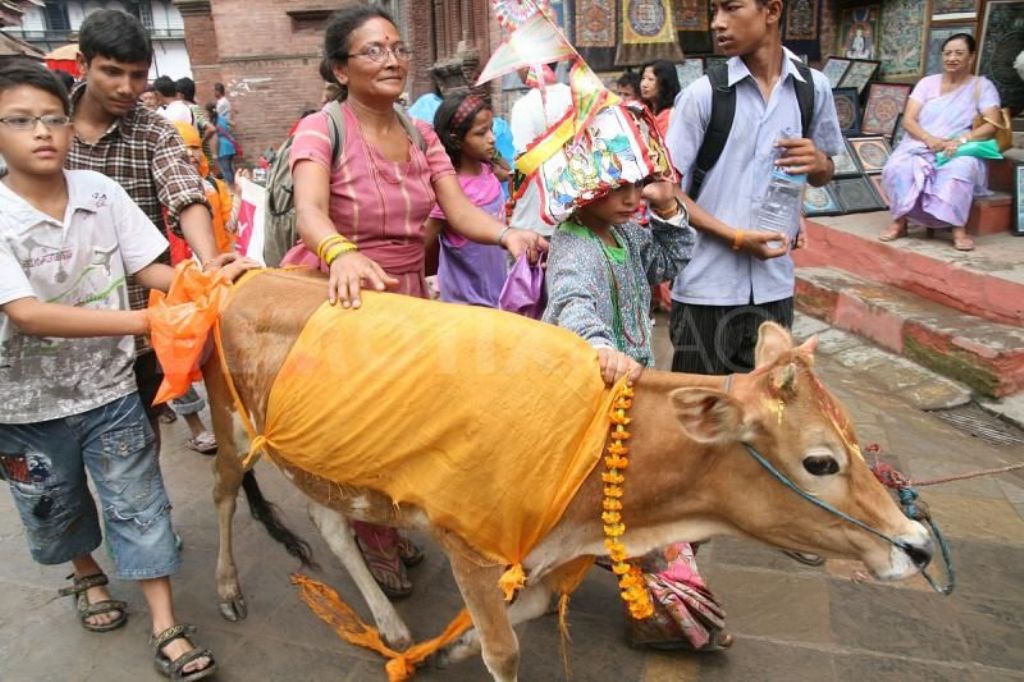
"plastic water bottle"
756,127,806,237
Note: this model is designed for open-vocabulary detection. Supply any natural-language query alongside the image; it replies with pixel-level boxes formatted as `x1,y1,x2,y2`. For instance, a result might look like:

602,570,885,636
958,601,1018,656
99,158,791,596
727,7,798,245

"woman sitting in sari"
878,33,1001,251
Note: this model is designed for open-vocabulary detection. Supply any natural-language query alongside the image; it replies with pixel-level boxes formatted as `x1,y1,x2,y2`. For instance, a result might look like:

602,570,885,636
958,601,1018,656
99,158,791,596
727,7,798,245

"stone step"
795,266,1024,398
795,213,1024,326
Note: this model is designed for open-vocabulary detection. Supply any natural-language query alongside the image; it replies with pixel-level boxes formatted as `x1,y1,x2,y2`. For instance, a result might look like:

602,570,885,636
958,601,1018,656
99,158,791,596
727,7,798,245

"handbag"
971,77,1013,152
498,252,547,319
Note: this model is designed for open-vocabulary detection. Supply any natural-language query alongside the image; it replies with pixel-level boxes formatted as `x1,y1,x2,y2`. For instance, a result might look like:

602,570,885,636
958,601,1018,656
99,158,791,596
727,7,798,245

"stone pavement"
1,321,1022,682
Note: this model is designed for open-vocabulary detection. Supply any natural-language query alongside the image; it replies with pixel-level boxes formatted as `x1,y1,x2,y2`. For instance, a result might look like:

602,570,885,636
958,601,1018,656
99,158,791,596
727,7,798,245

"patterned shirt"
67,84,208,351
0,170,168,423
543,213,694,367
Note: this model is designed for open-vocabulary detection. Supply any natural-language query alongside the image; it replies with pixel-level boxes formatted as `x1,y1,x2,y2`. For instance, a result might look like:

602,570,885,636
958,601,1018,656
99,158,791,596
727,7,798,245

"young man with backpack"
665,0,843,375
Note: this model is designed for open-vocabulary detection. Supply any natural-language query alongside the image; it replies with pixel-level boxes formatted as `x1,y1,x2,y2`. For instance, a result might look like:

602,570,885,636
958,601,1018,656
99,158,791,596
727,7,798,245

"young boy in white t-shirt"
0,63,252,680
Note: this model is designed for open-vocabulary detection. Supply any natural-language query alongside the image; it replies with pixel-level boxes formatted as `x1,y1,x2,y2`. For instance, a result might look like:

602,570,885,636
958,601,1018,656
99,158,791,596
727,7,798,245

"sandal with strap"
150,624,217,682
397,535,425,568
58,573,128,633
355,534,413,599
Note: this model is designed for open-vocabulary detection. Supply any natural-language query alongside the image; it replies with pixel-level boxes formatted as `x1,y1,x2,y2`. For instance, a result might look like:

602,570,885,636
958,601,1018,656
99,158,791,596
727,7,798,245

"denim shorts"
0,393,180,580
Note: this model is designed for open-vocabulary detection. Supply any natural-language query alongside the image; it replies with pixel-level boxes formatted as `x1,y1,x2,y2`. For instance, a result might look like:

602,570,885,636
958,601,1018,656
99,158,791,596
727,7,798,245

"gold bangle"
324,241,358,266
316,234,348,261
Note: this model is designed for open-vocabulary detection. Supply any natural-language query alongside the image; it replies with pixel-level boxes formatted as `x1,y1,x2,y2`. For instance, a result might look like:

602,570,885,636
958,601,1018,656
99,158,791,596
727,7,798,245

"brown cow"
202,270,932,682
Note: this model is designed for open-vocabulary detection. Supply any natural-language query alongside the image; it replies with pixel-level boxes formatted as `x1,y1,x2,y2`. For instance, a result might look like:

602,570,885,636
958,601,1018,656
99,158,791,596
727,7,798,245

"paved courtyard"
1,321,1022,682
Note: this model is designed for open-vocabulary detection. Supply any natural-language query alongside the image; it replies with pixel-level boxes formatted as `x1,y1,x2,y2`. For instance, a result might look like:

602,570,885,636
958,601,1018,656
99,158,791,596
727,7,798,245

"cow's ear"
755,322,793,368
797,335,818,365
670,388,748,444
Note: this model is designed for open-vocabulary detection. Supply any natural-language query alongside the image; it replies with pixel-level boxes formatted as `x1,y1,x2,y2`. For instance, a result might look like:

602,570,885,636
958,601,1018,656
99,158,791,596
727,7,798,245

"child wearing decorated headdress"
541,103,731,651
541,104,693,383
425,93,509,307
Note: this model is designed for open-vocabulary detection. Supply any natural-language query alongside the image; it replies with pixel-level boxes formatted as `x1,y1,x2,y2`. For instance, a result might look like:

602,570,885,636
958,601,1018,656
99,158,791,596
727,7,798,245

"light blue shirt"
666,52,843,306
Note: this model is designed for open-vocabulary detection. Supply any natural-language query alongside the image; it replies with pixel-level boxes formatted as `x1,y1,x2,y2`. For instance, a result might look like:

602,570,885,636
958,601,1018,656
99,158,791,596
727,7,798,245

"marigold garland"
602,384,654,620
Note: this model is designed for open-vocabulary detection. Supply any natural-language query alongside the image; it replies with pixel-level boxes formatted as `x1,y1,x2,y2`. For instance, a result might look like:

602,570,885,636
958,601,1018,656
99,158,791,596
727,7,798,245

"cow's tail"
241,469,319,570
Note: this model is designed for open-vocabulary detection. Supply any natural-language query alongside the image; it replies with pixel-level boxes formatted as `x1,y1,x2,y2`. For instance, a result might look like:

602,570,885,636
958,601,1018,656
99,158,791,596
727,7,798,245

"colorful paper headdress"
479,2,677,224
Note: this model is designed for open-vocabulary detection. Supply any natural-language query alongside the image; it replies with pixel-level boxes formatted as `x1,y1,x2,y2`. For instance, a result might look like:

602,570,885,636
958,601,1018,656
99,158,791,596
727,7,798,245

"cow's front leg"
440,537,523,682
437,580,552,671
306,501,413,650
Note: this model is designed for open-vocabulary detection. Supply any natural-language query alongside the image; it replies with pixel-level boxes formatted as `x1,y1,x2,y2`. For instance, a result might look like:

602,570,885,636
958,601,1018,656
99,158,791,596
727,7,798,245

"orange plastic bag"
147,261,231,405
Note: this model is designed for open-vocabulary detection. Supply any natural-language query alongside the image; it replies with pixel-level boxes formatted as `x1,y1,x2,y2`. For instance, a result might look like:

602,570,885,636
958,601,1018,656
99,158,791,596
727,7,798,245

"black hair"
78,9,152,66
214,82,225,96
175,77,196,102
204,102,218,124
152,75,176,98
642,61,680,114
433,92,491,166
319,3,397,100
616,71,642,95
0,62,70,115
941,32,976,54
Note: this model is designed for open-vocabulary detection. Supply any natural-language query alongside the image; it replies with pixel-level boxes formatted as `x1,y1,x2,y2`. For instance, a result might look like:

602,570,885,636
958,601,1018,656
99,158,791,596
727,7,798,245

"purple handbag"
498,252,547,319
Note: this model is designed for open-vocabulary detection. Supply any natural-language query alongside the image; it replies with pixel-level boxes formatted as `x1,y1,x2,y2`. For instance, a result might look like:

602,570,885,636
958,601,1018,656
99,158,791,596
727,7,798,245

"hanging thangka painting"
673,0,709,32
576,0,616,47
617,0,683,66
837,6,881,60
878,0,928,79
785,0,820,40
978,0,1024,111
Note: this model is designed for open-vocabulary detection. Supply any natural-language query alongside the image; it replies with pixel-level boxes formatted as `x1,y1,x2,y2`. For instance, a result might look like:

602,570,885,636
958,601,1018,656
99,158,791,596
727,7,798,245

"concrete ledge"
795,214,1024,326
796,267,1024,398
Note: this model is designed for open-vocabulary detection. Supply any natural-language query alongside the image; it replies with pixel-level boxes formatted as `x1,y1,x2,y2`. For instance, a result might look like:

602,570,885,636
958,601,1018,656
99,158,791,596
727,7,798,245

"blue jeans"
170,385,206,416
218,154,235,185
0,393,180,580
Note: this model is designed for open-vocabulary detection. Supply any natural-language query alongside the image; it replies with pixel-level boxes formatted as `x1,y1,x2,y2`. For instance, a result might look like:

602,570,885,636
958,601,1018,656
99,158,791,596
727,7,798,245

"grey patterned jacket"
542,211,695,367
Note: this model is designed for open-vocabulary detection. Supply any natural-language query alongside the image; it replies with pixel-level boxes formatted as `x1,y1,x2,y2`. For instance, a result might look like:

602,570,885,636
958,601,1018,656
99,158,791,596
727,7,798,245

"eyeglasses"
0,114,71,131
342,43,412,64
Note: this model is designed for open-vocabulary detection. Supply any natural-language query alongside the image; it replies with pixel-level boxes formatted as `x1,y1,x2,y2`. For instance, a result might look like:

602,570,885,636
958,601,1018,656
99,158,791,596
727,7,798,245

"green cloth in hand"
935,138,1003,167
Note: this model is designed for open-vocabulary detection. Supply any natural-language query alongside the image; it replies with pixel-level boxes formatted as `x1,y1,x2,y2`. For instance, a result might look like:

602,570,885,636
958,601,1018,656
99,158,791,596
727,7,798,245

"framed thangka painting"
932,0,977,21
822,57,852,88
804,184,843,216
834,176,886,212
926,24,974,75
978,0,1024,111
784,0,819,41
838,59,880,94
891,113,907,147
850,136,893,173
832,87,862,136
832,138,864,177
675,58,705,91
838,6,881,59
861,83,912,137
869,174,890,207
1015,164,1024,236
878,0,928,79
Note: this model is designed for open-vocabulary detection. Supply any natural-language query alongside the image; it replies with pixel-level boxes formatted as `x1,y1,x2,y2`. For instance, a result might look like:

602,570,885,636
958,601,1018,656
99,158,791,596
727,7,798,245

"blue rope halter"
741,443,955,595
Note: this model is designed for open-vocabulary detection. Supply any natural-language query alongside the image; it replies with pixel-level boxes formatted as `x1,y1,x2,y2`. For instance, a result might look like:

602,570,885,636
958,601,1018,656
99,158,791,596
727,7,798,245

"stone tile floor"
1,321,1022,681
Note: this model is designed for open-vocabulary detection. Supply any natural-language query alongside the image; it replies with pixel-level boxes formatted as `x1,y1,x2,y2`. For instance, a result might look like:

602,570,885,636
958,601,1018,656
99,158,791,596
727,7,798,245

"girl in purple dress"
878,33,1002,251
425,94,510,306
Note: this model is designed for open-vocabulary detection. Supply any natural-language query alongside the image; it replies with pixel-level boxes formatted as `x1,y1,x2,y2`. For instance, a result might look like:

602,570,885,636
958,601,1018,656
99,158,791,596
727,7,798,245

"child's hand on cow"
328,251,400,309
597,347,642,386
204,253,261,282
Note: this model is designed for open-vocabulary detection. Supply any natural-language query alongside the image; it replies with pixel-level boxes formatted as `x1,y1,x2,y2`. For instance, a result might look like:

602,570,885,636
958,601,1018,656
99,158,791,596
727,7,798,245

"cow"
201,270,933,682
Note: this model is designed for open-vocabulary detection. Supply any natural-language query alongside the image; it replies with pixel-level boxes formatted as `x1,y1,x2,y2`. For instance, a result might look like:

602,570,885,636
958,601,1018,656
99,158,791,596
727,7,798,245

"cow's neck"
525,370,736,576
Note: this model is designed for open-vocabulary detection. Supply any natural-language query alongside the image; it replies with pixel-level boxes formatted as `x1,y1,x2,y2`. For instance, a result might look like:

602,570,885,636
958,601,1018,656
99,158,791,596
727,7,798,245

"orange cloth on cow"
250,290,622,574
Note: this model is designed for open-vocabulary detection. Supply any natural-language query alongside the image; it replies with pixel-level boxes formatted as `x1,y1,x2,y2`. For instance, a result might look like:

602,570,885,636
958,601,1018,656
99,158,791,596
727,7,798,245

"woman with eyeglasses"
283,4,545,599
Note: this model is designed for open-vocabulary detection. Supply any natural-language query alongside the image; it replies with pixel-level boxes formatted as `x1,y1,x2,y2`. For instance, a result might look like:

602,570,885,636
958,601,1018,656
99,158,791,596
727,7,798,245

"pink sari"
881,75,1000,229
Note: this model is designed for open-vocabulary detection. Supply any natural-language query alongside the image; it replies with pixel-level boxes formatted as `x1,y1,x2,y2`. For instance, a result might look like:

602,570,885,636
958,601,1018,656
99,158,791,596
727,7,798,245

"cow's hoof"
219,597,248,622
431,649,451,670
382,630,413,652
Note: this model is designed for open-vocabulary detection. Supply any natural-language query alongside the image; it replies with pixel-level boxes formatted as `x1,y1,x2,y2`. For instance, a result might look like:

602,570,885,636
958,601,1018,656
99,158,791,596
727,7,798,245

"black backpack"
688,59,816,200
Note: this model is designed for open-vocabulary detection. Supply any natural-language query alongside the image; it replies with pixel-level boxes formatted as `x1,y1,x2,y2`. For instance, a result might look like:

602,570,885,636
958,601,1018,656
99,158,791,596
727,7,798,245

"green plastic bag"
935,138,1003,167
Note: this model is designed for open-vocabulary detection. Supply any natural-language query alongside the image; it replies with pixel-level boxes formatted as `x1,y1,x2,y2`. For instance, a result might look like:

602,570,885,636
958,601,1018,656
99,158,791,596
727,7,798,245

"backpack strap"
688,58,816,200
324,100,346,168
396,108,428,153
689,62,735,201
792,60,815,140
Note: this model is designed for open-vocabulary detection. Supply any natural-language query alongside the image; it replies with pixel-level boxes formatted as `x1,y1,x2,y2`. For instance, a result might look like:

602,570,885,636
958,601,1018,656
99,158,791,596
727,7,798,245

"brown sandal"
150,624,216,682
878,223,908,242
954,236,975,251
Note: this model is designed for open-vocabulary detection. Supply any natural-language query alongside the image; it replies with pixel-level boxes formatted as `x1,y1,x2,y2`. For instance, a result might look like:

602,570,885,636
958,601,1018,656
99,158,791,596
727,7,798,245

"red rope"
867,443,1024,489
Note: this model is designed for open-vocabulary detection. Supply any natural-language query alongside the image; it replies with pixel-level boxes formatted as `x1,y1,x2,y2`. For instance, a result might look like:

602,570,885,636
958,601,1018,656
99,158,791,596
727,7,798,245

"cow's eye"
803,455,840,476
